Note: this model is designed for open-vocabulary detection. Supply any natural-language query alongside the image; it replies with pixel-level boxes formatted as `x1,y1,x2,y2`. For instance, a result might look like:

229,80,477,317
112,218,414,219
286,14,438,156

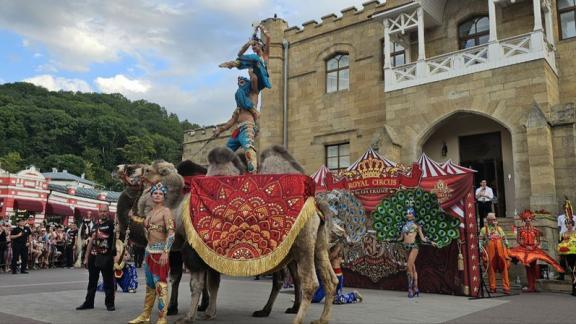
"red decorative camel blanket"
182,174,317,276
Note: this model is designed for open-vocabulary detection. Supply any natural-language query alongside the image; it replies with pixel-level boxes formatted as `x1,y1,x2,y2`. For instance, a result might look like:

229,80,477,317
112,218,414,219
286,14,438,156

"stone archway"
420,112,515,218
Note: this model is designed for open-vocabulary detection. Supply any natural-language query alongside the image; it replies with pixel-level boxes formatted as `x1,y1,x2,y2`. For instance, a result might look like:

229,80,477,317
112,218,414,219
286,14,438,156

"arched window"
326,54,349,93
559,0,576,40
458,16,490,49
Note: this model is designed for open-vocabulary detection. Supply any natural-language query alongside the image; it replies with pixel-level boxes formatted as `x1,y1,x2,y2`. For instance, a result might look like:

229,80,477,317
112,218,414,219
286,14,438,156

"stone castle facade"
183,0,576,224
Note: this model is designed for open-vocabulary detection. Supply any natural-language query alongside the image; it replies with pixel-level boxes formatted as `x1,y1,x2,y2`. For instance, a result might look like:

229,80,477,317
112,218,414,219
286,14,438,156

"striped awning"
13,199,44,212
46,202,74,216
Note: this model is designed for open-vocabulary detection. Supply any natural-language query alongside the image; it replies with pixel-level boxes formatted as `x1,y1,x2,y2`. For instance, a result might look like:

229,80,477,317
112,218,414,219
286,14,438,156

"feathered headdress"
406,199,416,217
519,209,535,221
150,182,168,196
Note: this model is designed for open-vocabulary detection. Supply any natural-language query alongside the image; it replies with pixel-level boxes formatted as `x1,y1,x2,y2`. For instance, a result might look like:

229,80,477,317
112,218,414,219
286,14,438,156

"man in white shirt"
475,180,494,229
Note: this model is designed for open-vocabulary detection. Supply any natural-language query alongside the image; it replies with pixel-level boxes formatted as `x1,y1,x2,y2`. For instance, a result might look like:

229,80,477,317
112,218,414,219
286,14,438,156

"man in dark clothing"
10,218,31,274
76,206,116,311
65,223,78,268
0,222,9,271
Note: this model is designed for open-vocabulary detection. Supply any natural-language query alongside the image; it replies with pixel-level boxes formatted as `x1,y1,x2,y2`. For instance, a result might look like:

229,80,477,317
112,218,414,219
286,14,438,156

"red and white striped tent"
418,153,447,177
310,165,334,193
442,159,477,175
346,147,396,172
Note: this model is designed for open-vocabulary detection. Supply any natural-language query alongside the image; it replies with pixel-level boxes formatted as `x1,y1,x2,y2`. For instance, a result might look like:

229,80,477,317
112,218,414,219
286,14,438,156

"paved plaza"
0,268,573,324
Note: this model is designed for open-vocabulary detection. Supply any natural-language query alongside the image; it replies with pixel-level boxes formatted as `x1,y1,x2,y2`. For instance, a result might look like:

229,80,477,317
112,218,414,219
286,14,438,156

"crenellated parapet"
182,126,231,164
283,0,413,42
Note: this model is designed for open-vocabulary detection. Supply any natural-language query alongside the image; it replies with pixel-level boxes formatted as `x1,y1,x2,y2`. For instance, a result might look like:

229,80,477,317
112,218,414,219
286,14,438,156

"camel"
113,162,212,315
175,146,337,324
114,159,298,318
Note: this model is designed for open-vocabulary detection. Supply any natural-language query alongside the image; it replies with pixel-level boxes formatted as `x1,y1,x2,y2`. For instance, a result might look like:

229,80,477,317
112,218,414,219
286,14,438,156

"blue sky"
0,0,374,125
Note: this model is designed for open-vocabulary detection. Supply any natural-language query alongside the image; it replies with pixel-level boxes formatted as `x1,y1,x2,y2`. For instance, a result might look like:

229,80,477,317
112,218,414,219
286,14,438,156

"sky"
0,0,377,126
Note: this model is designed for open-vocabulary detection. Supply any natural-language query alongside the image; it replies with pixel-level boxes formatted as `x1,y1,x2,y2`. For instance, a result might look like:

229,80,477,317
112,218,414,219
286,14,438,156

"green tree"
42,154,87,177
120,135,156,164
0,82,198,187
0,152,24,173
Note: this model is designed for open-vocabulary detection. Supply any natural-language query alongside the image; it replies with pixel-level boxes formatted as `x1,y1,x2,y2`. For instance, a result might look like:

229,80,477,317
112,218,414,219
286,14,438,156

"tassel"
458,252,464,271
457,241,464,271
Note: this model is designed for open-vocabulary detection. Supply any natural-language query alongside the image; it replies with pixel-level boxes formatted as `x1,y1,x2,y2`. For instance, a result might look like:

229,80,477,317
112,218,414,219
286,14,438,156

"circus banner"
311,148,481,297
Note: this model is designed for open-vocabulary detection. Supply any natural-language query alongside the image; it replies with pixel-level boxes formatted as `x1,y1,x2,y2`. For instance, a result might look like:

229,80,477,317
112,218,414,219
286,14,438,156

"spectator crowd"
0,217,146,275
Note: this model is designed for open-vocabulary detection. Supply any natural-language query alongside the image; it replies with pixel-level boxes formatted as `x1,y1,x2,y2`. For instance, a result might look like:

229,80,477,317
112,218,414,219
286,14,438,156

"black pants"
65,245,75,268
0,243,6,269
133,246,145,268
84,254,115,307
567,254,576,296
11,244,28,273
477,201,492,228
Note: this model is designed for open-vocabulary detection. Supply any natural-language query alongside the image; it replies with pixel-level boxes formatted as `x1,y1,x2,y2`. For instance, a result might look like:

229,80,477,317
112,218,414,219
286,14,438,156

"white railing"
385,31,557,92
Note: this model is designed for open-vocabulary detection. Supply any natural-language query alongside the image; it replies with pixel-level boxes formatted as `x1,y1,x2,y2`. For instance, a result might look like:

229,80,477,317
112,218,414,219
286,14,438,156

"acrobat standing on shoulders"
219,23,272,93
213,72,259,173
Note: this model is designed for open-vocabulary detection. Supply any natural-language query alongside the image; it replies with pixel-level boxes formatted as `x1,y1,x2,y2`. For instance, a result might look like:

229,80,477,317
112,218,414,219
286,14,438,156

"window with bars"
325,143,350,171
326,54,349,93
458,16,490,49
559,0,576,40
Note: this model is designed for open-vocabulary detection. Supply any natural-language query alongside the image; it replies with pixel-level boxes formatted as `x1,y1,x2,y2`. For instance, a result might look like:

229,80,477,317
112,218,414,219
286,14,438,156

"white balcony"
376,0,558,92
384,30,557,92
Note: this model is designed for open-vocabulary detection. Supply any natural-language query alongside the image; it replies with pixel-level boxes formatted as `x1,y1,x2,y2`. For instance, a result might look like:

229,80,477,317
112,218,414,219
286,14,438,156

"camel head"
142,160,178,185
113,164,145,187
206,147,246,176
259,145,305,175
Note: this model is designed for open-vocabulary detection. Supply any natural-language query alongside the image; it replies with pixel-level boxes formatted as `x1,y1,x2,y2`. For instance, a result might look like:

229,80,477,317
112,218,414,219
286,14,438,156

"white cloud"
95,74,151,94
23,74,92,92
1,0,383,125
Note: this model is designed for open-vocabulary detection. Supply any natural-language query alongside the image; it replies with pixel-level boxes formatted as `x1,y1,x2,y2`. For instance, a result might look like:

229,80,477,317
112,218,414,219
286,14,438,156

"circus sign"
311,149,481,297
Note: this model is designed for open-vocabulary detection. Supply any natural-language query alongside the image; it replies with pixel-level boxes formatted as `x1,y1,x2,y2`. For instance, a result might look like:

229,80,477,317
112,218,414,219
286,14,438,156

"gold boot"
128,287,156,323
155,282,169,324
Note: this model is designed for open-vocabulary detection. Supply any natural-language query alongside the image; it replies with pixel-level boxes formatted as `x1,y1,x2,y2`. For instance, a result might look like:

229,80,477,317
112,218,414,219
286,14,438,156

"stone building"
183,0,576,223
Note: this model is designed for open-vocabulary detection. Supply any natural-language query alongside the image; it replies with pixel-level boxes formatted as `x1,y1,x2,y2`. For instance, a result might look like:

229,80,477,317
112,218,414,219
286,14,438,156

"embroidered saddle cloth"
182,174,316,276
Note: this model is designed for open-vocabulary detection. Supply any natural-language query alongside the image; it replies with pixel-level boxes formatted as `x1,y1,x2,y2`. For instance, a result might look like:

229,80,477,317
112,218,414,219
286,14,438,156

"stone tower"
257,18,288,151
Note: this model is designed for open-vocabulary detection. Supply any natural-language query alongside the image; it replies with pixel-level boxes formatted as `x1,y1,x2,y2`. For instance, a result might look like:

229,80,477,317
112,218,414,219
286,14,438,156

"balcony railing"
384,30,557,92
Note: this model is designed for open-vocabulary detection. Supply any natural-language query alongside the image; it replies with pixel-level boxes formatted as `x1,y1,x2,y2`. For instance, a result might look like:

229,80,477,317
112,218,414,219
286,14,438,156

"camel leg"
203,269,221,320
292,221,320,324
253,270,284,317
286,261,300,314
168,251,183,315
198,286,209,312
175,270,205,324
313,226,338,324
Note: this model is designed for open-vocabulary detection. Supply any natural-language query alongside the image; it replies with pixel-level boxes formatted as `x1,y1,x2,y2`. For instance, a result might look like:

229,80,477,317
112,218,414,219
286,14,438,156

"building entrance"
421,112,515,218
459,132,506,218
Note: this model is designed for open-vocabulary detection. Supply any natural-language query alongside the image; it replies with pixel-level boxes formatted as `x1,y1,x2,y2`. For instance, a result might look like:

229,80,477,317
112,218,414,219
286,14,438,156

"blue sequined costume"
236,54,271,91
97,263,138,293
311,270,362,304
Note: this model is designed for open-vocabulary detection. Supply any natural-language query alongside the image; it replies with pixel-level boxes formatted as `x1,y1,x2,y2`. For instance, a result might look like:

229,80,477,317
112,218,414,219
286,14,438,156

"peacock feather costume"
371,188,460,248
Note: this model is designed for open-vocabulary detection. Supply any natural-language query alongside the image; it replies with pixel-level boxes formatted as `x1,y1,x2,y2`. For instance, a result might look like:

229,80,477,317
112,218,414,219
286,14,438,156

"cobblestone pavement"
0,268,573,323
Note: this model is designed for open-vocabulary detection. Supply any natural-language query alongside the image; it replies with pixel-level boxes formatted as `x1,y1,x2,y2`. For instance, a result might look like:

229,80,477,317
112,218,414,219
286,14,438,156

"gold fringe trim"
181,195,317,276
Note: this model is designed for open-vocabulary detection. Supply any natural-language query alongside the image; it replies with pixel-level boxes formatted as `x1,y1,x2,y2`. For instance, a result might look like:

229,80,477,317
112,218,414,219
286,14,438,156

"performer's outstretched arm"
237,40,252,57
214,109,239,136
259,25,271,61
